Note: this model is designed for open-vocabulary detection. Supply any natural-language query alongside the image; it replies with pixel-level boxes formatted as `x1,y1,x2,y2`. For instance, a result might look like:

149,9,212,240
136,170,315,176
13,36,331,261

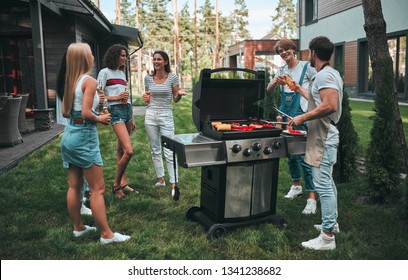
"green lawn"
0,95,407,260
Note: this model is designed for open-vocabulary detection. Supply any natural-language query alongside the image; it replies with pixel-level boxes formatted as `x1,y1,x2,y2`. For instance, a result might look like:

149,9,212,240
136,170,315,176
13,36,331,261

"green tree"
333,89,359,183
362,0,404,202
366,59,401,202
179,2,194,78
197,0,216,69
120,0,136,27
402,177,408,222
139,0,173,53
271,0,297,38
216,11,233,68
231,0,251,42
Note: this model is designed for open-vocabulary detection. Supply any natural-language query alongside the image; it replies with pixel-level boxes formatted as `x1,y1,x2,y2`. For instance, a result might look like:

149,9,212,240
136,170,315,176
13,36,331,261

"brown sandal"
121,184,139,194
112,186,126,199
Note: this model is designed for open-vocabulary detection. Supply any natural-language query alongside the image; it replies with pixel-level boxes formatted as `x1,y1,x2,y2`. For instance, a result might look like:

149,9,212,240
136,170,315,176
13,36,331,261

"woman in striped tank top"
142,50,187,199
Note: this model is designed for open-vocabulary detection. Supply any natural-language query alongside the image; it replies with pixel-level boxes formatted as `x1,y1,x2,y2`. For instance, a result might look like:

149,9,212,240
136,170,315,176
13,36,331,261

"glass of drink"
100,99,109,115
97,81,104,112
145,84,151,104
97,81,104,101
122,84,128,104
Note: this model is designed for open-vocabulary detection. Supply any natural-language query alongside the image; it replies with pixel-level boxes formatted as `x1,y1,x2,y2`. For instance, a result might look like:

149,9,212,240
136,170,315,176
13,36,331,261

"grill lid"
192,68,266,132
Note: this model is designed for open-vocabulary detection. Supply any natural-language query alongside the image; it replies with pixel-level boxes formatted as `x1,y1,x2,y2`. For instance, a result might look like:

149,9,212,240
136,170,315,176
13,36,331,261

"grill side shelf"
282,134,307,157
161,133,227,168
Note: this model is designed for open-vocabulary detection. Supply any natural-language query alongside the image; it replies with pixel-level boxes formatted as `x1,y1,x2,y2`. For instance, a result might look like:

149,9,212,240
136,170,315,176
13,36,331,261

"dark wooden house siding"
43,9,75,102
299,0,362,26
344,41,358,85
74,18,99,78
318,0,362,19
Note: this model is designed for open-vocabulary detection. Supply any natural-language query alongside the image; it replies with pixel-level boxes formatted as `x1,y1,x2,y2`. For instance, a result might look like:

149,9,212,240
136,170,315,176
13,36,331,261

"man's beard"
310,57,315,68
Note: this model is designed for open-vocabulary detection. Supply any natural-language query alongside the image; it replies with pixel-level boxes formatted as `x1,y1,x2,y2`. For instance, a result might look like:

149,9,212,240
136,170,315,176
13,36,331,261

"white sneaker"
301,231,336,250
314,223,340,233
80,204,92,216
302,198,317,214
284,185,303,199
153,181,166,188
73,225,97,237
100,232,131,245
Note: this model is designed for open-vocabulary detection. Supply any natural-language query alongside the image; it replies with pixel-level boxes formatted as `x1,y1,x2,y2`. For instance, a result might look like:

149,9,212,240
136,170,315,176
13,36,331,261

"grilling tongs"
273,107,294,120
262,120,289,125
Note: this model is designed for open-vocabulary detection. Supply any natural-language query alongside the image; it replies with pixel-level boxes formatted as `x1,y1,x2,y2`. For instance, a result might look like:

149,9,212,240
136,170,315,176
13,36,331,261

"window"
388,36,406,93
0,38,21,95
334,44,344,77
359,34,407,97
305,0,318,24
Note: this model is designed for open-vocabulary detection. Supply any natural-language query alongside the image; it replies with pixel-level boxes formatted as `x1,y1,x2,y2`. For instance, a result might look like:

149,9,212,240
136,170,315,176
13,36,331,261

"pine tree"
333,89,359,183
197,0,216,69
271,0,297,38
231,0,251,42
401,177,408,223
139,0,173,53
179,2,194,78
120,0,136,27
362,0,404,202
366,58,402,203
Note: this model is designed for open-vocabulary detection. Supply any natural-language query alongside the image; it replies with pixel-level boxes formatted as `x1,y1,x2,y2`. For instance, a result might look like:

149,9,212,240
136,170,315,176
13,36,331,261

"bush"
259,69,280,120
333,89,359,183
402,177,408,222
366,59,402,203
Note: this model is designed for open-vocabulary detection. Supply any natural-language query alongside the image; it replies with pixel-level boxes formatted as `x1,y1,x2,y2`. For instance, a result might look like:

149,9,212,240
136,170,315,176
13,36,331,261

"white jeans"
144,108,178,184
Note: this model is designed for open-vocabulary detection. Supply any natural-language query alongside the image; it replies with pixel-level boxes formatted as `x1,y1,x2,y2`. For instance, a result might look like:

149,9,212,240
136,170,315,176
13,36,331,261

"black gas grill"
162,68,306,240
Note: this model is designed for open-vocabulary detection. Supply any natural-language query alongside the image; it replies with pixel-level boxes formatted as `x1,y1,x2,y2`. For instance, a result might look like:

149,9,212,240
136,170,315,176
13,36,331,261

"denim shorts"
61,119,103,168
109,104,133,125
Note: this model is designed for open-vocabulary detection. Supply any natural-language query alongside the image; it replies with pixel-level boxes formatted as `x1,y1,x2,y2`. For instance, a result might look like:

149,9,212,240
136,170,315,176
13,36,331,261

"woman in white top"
97,44,137,199
58,43,130,244
142,50,187,199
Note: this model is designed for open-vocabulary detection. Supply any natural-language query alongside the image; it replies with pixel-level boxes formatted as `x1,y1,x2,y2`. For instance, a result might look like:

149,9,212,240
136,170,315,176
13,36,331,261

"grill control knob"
253,143,262,151
243,148,253,157
263,146,273,155
232,144,242,153
272,141,282,150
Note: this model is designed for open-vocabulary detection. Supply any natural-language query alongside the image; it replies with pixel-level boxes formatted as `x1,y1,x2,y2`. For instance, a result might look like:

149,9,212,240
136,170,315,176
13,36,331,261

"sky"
99,0,291,39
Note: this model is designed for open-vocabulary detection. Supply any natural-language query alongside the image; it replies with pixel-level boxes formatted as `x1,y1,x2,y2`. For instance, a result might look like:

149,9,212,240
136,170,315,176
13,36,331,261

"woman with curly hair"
97,44,137,199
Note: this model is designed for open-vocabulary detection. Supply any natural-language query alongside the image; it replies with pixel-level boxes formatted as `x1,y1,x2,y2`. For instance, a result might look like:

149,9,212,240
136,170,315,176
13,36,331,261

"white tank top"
72,74,99,111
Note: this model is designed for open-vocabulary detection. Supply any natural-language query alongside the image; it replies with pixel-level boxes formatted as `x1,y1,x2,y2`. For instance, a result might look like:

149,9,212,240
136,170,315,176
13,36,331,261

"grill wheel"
207,223,227,240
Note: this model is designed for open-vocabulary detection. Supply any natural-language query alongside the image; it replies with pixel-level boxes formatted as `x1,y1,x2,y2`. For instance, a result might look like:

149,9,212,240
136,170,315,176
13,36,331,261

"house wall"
42,10,74,101
74,18,100,78
344,41,358,95
298,0,408,98
299,0,408,49
43,13,104,102
316,0,361,20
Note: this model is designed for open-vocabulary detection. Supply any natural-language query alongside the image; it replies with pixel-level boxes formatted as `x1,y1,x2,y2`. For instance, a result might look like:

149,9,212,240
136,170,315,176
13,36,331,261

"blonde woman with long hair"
58,43,130,244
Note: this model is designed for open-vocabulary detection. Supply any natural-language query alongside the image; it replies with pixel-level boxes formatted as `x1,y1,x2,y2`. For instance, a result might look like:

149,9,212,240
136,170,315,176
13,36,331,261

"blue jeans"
288,155,315,192
144,108,178,184
312,143,338,233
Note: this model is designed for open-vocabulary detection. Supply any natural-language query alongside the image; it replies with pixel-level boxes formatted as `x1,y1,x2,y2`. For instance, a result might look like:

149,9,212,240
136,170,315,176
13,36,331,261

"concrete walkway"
0,106,147,173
